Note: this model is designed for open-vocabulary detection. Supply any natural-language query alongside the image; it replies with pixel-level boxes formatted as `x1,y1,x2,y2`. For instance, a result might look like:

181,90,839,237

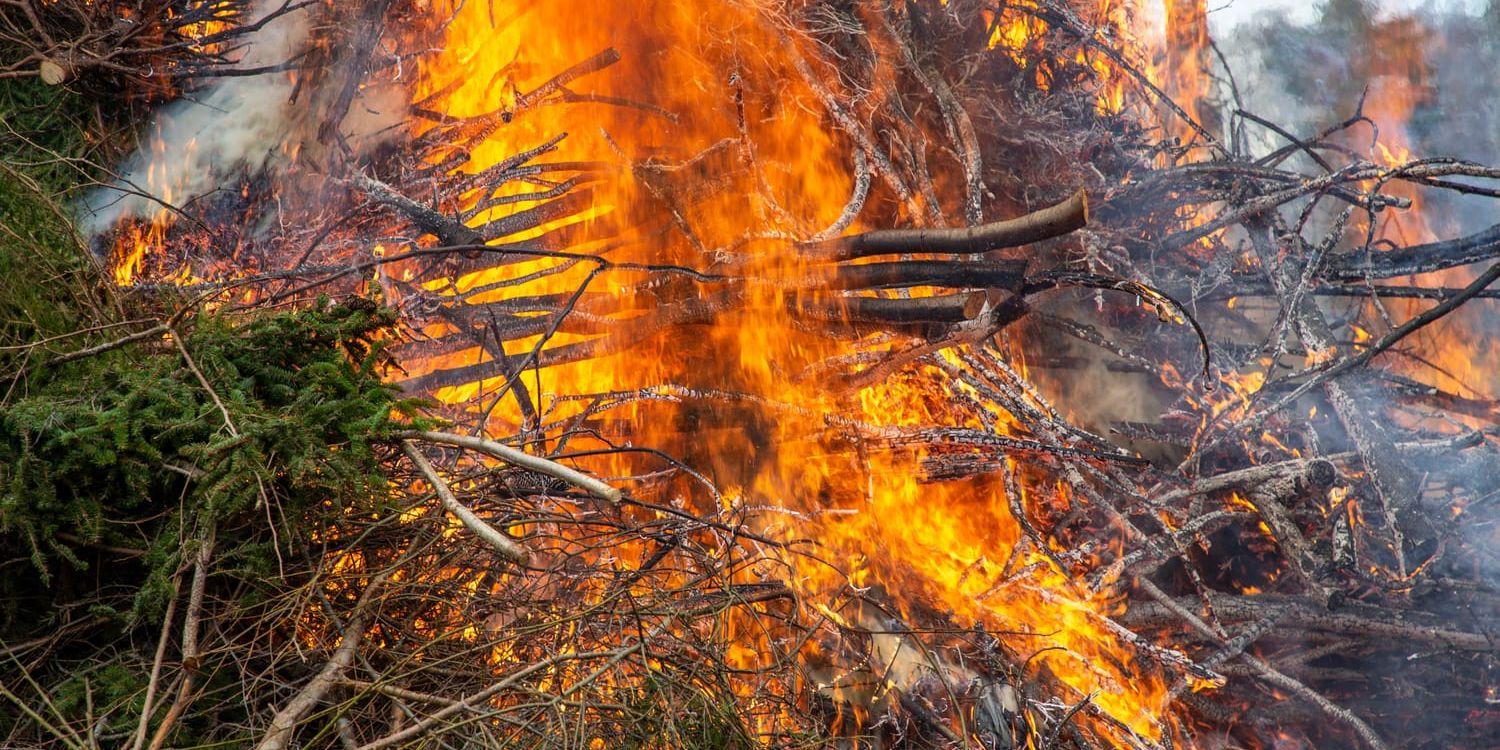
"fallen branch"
801,190,1087,261
400,440,530,564
254,572,388,750
1324,222,1500,280
1135,578,1391,750
353,644,642,750
145,526,216,750
400,431,622,502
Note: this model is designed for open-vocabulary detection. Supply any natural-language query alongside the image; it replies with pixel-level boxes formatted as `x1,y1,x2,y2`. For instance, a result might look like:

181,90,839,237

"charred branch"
351,171,483,247
828,259,1028,291
1324,222,1500,281
796,292,987,324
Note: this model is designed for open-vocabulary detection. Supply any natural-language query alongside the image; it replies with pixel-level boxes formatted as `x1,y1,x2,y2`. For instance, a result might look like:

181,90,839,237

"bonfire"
1,0,1497,749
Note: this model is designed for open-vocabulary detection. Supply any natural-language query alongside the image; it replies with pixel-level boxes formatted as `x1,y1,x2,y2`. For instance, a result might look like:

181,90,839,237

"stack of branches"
0,0,304,99
0,300,826,749
251,436,814,750
80,0,1500,748
778,3,1500,748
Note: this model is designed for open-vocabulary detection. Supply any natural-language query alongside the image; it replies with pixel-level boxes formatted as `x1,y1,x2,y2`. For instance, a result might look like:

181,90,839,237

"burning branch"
800,189,1088,261
24,0,1500,748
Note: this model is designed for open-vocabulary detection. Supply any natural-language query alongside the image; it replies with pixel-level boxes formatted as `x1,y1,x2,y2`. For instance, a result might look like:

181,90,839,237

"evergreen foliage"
0,76,109,360
0,299,429,745
0,74,431,747
0,302,425,623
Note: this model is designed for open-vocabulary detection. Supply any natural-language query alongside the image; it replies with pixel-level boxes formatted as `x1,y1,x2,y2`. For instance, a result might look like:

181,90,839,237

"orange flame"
402,0,1184,743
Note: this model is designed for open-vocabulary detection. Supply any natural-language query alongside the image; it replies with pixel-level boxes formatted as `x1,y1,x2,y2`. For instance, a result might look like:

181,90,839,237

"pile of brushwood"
0,0,297,98
1,156,410,750
9,1,1500,749
0,75,411,747
1,70,780,750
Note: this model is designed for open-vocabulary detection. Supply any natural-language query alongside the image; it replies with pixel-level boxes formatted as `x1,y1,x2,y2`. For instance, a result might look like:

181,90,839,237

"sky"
1207,0,1487,29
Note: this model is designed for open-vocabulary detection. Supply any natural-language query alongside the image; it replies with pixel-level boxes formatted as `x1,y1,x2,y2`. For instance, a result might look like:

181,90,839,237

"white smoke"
80,1,312,237
79,0,408,240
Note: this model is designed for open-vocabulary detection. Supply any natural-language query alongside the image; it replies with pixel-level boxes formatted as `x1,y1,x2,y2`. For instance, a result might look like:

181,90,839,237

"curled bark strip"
801,190,1087,261
401,430,623,502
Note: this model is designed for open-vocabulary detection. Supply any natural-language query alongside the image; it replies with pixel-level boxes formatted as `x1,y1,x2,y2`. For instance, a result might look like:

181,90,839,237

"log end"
39,59,73,86
961,290,988,319
1304,458,1338,491
1071,188,1090,229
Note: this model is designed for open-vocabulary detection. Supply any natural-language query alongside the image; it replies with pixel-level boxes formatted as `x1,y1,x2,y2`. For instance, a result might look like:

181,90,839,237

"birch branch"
400,440,530,564
399,430,623,502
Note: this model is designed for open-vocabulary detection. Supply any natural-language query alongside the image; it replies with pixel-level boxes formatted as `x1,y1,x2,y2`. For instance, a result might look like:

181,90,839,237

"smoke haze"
80,0,408,240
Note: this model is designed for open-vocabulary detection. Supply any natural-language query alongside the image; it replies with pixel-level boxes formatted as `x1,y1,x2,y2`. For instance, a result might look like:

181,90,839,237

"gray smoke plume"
1216,0,1500,600
79,0,311,237
79,0,407,240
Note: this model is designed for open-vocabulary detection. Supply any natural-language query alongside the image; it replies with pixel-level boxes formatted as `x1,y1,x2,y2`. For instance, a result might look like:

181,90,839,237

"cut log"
801,190,1087,261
